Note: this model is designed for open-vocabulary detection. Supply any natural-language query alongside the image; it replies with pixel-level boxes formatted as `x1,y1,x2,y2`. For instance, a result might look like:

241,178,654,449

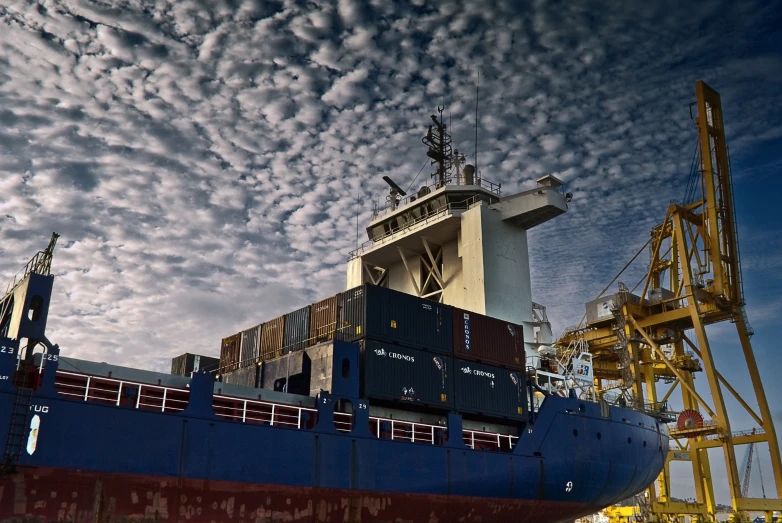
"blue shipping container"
340,285,452,353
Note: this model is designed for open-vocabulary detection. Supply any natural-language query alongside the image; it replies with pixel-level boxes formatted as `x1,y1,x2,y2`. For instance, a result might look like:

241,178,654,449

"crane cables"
682,141,701,205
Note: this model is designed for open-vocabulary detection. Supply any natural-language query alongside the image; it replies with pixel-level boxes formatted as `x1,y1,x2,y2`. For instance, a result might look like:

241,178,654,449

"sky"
1,0,781,506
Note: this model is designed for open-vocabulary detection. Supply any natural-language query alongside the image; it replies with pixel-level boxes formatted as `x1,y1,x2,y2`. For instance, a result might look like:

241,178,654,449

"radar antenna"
382,176,406,210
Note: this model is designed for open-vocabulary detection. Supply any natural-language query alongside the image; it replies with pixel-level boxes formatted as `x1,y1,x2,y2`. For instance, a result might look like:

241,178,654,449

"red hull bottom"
0,467,592,523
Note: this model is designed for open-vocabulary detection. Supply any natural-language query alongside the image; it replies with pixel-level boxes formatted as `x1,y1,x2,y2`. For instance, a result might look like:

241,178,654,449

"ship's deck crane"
557,82,781,523
0,232,59,340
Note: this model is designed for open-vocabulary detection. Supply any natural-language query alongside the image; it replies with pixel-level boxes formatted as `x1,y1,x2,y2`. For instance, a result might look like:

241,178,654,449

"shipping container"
239,324,262,368
260,351,311,395
340,285,452,353
171,353,219,376
453,359,528,421
193,354,220,373
171,354,186,376
222,365,260,388
361,339,453,410
309,296,341,345
283,305,311,353
220,334,241,373
260,316,285,361
451,308,525,370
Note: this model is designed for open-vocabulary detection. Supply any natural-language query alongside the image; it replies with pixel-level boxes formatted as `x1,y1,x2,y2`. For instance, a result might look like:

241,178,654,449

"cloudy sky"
1,0,781,505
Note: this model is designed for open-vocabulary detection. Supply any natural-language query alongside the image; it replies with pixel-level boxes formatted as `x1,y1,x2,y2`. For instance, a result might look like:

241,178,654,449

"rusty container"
451,308,524,370
260,315,285,361
309,295,341,345
219,333,241,373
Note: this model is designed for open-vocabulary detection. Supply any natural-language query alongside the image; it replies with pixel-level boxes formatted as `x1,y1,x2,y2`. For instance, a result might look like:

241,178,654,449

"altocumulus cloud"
0,0,781,380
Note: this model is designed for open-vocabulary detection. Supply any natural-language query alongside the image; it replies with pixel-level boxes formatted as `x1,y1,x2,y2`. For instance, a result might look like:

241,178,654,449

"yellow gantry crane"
557,81,782,522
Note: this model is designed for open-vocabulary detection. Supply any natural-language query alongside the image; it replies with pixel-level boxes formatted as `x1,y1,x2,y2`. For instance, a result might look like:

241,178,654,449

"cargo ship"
0,112,668,523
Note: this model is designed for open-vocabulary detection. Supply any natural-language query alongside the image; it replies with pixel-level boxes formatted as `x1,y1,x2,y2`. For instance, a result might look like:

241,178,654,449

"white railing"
53,370,519,451
55,370,189,411
371,175,502,220
465,429,518,451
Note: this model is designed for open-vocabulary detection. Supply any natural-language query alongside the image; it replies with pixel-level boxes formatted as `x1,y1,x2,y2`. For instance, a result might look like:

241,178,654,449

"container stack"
451,308,527,421
340,284,453,411
218,283,529,422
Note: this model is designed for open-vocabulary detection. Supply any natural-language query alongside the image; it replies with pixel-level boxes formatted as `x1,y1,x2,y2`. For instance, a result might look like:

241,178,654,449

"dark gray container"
307,341,336,397
340,285,452,353
361,339,453,410
283,305,311,353
453,359,528,421
222,365,260,388
239,324,262,368
170,353,220,376
260,350,311,395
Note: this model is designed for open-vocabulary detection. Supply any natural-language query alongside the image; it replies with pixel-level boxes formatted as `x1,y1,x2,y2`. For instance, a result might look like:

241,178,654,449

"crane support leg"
735,314,782,497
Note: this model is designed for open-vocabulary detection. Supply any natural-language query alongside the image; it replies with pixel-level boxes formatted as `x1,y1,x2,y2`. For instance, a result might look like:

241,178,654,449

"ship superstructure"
348,111,568,365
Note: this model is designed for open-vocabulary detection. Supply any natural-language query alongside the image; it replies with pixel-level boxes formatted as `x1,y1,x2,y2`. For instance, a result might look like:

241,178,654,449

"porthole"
627,437,632,444
597,432,602,440
573,429,578,437
643,441,647,448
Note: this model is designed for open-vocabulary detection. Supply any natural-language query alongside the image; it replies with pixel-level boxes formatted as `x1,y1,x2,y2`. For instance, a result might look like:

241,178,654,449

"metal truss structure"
558,82,781,522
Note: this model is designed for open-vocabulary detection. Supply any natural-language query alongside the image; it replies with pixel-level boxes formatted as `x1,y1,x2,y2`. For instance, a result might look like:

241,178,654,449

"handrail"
53,370,518,451
372,175,501,221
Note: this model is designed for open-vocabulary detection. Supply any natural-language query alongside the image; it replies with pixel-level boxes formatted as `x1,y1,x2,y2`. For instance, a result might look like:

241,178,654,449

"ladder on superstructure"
1,358,35,475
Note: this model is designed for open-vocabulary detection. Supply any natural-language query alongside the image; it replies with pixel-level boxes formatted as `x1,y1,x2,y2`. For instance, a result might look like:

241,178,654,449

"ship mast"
422,108,452,188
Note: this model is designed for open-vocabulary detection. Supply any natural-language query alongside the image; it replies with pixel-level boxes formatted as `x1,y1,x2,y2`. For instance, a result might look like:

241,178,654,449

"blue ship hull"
0,349,668,523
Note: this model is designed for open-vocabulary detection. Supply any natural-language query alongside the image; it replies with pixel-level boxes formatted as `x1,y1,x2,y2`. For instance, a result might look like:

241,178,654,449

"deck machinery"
556,82,782,522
